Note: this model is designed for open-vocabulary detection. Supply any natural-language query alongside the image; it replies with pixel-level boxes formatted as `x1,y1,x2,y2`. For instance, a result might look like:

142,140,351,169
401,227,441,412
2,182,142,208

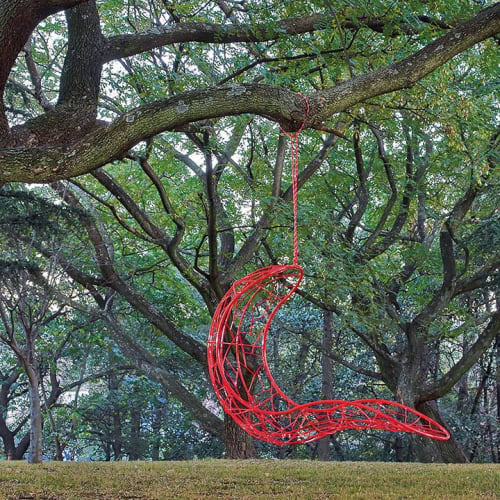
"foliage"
0,0,498,463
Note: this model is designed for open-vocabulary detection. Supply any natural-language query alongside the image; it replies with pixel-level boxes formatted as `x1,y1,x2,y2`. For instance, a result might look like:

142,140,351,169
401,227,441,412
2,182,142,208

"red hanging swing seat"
207,263,450,445
207,93,450,445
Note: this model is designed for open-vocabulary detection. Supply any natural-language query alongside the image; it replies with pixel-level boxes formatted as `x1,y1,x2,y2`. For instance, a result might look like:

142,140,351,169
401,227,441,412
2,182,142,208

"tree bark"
457,338,469,413
109,371,122,461
2,5,499,182
419,311,500,402
128,407,142,460
224,415,256,459
317,310,334,461
393,436,404,462
496,332,500,462
414,400,468,463
104,443,111,462
0,372,19,460
58,1,104,110
151,401,167,461
0,0,86,143
1,428,16,461
394,341,467,463
27,368,42,464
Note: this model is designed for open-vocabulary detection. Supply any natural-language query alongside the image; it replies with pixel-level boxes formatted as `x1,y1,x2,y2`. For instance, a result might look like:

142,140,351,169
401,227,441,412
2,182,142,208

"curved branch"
52,183,208,365
418,311,500,402
104,14,328,61
104,311,224,438
411,183,479,331
315,4,500,120
103,12,464,63
1,4,499,183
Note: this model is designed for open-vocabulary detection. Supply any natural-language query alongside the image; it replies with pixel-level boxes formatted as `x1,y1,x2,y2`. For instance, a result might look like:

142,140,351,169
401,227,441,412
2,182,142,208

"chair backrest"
208,265,303,435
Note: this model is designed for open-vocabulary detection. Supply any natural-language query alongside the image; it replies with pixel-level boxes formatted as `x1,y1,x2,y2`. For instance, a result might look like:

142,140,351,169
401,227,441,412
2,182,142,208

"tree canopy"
0,0,499,463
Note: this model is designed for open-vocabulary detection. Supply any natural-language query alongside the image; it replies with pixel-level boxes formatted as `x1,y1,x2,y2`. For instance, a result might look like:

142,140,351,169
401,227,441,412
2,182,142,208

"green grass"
0,460,498,499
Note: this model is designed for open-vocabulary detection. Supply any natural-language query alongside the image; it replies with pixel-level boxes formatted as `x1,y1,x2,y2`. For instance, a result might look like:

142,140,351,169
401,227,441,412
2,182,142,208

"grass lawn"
0,460,498,499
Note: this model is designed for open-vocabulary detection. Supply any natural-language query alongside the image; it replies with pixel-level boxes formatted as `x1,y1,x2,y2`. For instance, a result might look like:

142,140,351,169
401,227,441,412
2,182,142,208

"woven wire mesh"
207,264,450,445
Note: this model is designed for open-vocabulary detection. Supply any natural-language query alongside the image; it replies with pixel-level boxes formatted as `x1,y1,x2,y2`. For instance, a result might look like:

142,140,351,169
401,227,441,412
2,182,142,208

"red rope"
280,93,310,265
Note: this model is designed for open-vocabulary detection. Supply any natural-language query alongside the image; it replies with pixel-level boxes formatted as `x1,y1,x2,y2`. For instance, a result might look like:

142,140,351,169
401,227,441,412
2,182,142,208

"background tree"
0,0,498,461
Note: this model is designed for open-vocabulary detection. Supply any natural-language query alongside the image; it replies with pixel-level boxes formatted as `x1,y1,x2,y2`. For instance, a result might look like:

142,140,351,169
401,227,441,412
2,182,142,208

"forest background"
0,0,498,465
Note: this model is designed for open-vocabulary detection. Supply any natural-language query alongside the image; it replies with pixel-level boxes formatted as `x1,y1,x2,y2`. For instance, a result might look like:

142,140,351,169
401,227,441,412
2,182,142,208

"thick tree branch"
362,124,397,249
52,183,208,365
104,14,329,61
361,123,427,260
103,12,462,63
104,311,224,439
91,168,213,306
58,1,105,111
418,311,500,402
1,4,499,183
0,0,87,143
453,258,500,297
345,127,368,243
315,4,500,121
411,183,479,331
203,135,220,294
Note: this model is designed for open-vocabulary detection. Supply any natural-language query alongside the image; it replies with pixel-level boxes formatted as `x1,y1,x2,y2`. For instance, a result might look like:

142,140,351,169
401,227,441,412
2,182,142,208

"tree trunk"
2,431,16,461
41,381,64,461
27,369,42,464
393,436,404,462
496,333,500,462
112,410,122,460
396,349,467,463
484,373,496,463
0,389,29,460
151,401,167,461
0,376,16,460
10,433,30,461
224,415,256,459
317,310,334,461
109,371,122,460
54,441,64,461
151,441,160,461
414,400,467,463
128,407,141,460
104,443,111,461
457,338,469,412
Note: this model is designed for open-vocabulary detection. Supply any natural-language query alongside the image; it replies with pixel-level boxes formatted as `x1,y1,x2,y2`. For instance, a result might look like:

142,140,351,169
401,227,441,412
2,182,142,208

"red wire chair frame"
207,263,450,445
208,92,449,445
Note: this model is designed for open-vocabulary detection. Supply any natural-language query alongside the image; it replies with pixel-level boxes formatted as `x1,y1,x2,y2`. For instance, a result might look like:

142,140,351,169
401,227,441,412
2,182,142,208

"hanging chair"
207,93,450,445
207,263,450,445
